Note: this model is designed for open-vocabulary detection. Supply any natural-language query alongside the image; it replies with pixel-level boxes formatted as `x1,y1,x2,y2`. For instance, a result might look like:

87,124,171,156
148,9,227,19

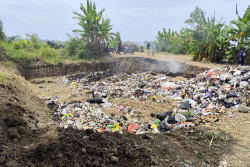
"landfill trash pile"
52,66,250,134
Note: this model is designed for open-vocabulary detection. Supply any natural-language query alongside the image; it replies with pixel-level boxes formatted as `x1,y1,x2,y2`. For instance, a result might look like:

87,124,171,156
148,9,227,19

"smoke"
168,60,183,73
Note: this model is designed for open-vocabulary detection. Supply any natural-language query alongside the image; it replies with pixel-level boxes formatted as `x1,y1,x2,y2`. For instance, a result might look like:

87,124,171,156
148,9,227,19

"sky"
0,0,249,42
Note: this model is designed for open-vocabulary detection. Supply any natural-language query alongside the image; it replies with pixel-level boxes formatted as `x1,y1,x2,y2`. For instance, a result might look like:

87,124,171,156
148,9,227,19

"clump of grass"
0,72,17,88
0,73,6,83
36,47,62,63
197,153,206,160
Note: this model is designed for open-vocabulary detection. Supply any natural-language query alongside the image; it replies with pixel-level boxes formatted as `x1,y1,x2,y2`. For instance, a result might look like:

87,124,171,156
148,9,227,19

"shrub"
77,46,99,60
26,33,41,49
64,36,82,56
64,35,100,60
36,48,62,63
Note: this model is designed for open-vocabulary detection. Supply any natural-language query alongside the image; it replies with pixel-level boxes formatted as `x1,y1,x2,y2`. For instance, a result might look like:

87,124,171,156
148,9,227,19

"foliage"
230,5,250,51
0,20,5,41
64,34,83,56
73,0,116,54
155,5,249,64
109,32,121,48
64,34,98,60
25,33,41,49
12,40,29,50
0,36,63,65
36,47,62,63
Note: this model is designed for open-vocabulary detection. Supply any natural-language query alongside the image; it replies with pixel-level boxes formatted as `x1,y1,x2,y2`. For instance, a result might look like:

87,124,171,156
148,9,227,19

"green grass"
0,73,7,83
1,40,104,65
0,41,64,64
36,47,62,63
0,72,17,88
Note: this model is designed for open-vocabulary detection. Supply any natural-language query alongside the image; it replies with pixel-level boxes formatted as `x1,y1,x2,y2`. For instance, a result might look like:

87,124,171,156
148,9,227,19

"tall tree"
185,7,225,61
0,20,5,41
73,0,116,54
230,4,250,51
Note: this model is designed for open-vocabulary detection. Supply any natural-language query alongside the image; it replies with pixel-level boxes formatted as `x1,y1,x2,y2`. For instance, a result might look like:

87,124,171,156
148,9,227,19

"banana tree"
73,0,116,54
229,5,250,63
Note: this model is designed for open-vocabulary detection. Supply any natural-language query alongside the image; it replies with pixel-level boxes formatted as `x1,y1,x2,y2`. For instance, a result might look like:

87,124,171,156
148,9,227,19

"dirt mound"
21,128,233,167
0,74,56,167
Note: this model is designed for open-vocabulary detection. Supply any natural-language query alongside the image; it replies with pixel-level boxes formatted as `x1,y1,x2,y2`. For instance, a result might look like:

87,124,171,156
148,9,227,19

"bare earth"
113,52,225,69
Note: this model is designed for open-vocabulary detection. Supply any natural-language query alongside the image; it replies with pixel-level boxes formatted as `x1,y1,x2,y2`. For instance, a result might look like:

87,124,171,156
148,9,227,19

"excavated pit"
21,57,207,80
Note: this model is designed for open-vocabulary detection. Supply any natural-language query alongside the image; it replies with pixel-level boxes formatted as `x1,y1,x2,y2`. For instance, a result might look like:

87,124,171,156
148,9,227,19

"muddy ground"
0,55,250,167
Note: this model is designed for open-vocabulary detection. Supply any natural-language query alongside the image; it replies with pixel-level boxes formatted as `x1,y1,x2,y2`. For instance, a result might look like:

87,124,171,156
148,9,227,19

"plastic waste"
175,113,186,123
179,101,191,110
226,90,237,98
128,124,140,133
70,82,78,86
200,102,209,108
87,98,104,104
112,122,120,132
150,124,160,133
157,123,171,132
154,119,161,124
152,110,173,122
240,81,248,87
167,116,177,124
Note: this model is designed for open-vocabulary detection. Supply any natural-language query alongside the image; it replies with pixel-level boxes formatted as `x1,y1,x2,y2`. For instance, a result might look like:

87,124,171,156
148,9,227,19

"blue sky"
0,0,249,42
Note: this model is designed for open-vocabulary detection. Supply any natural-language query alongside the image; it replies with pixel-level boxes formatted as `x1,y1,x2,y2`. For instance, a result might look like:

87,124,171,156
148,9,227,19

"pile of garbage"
53,66,250,134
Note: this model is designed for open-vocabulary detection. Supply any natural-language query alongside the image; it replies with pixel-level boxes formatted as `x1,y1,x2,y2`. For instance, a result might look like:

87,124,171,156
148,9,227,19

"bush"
12,41,21,50
5,49,30,65
64,35,100,60
77,47,99,60
64,37,82,56
11,40,28,50
26,33,41,49
36,48,62,63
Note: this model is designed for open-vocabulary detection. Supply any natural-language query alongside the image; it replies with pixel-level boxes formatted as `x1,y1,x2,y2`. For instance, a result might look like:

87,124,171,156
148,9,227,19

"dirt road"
113,52,225,69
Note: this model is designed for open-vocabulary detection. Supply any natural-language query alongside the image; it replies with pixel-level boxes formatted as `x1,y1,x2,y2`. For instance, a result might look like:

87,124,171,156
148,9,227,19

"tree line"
155,5,250,63
0,1,249,63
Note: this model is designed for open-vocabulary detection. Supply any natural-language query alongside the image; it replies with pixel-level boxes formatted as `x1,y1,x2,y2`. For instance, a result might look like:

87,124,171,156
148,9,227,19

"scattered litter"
50,66,249,134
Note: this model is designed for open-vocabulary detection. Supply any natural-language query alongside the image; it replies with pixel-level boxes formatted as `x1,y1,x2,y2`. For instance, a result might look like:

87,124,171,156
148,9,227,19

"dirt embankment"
20,57,208,80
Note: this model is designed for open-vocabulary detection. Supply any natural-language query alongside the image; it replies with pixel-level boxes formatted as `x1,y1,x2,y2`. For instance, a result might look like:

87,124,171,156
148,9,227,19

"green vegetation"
0,35,63,65
63,34,100,60
0,20,5,41
155,5,250,63
72,0,116,55
1,3,249,66
0,0,119,65
181,111,193,117
0,72,18,88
